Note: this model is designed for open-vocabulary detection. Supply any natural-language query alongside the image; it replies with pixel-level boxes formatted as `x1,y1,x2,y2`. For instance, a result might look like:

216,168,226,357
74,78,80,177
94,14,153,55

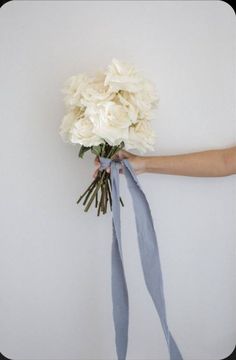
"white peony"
87,102,132,146
104,58,144,93
125,120,157,153
70,116,103,147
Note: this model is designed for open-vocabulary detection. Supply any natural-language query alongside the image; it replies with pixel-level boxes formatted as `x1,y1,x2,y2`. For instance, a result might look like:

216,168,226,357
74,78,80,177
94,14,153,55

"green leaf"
119,141,125,149
91,145,102,156
78,145,91,159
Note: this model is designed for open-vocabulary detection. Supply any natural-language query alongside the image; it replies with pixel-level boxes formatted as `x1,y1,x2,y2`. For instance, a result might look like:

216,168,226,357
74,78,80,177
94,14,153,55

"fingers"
111,152,119,160
93,150,129,178
120,149,132,159
94,155,99,166
93,155,100,178
111,149,133,160
111,150,125,160
93,155,111,178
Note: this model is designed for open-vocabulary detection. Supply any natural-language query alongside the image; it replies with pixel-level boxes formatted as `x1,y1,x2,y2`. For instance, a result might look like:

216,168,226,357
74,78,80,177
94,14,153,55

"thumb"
111,149,132,161
119,149,133,159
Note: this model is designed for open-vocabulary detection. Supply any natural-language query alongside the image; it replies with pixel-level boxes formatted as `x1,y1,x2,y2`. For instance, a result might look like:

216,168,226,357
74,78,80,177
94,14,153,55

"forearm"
144,148,235,177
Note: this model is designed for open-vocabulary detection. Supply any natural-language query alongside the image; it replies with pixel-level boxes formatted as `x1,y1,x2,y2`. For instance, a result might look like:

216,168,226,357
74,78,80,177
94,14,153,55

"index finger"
94,155,100,165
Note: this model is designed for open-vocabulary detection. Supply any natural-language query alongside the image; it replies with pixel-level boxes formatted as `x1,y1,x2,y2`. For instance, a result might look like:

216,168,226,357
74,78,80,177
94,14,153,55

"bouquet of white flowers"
59,61,183,360
59,59,159,215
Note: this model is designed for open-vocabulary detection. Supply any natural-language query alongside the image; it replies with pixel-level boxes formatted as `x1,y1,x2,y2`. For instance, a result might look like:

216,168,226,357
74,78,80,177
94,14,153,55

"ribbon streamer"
99,156,183,360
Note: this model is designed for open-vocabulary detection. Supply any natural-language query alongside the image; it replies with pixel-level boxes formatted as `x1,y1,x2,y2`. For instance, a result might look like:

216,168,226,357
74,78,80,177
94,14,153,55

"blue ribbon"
99,156,183,360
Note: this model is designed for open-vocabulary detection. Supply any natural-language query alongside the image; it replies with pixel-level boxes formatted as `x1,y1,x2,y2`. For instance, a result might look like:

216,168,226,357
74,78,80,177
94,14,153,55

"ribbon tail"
123,159,183,360
110,162,129,360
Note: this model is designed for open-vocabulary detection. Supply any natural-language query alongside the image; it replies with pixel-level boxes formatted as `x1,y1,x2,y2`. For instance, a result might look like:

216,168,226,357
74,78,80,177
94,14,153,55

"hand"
93,150,146,179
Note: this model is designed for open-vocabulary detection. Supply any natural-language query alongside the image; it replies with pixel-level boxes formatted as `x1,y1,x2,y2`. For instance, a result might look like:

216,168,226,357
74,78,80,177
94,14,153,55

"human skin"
93,146,236,178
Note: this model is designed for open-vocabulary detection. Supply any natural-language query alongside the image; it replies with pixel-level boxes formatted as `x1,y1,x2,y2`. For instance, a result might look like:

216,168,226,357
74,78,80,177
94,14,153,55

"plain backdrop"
0,1,235,359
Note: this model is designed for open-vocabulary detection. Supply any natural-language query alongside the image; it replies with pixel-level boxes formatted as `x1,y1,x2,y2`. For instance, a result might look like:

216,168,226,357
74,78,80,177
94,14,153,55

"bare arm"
93,146,236,178
144,147,236,177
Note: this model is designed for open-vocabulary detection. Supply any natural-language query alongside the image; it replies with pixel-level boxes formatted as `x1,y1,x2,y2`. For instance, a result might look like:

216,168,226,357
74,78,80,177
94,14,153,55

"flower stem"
77,142,126,214
95,191,98,208
120,196,124,207
82,178,99,206
104,179,108,214
101,183,106,214
97,188,103,216
107,176,112,210
84,170,106,212
76,181,95,204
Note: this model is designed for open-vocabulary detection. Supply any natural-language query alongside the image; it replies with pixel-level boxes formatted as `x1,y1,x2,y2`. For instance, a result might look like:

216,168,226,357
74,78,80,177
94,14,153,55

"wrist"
142,156,158,174
140,156,148,173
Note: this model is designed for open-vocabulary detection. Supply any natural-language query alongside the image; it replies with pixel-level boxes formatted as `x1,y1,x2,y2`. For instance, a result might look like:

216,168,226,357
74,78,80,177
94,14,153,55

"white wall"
0,1,235,359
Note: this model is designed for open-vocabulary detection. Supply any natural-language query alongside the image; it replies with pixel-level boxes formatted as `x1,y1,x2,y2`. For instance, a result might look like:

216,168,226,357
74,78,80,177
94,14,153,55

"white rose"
62,73,89,109
115,92,138,124
117,80,159,121
87,102,132,146
104,58,144,93
59,107,85,142
125,120,156,153
80,71,115,107
70,116,103,147
132,80,159,119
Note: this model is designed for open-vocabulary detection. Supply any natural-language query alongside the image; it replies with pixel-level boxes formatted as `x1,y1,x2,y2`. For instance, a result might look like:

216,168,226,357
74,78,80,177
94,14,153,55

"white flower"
115,92,139,124
117,80,159,121
59,107,84,142
81,71,115,107
87,102,132,146
125,120,157,153
70,116,103,147
131,80,159,119
104,58,144,93
60,59,159,153
62,73,90,108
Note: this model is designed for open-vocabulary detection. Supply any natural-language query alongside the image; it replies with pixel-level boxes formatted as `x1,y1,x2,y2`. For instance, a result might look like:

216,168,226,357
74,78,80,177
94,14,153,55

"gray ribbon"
99,156,183,360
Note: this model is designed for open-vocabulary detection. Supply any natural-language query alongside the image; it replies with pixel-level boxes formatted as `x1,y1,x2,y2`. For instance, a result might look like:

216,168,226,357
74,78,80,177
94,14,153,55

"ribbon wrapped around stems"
99,156,183,360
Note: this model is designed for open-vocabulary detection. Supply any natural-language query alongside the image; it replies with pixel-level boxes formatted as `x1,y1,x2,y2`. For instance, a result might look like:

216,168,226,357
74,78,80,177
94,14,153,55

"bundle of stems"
76,142,125,216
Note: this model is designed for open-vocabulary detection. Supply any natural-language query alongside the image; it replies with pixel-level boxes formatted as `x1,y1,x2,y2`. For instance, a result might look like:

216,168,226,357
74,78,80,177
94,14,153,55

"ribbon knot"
99,156,123,173
99,156,183,360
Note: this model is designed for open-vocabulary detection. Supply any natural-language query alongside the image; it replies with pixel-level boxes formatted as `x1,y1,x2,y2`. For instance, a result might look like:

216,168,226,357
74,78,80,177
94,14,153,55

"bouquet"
59,59,159,215
59,60,184,360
